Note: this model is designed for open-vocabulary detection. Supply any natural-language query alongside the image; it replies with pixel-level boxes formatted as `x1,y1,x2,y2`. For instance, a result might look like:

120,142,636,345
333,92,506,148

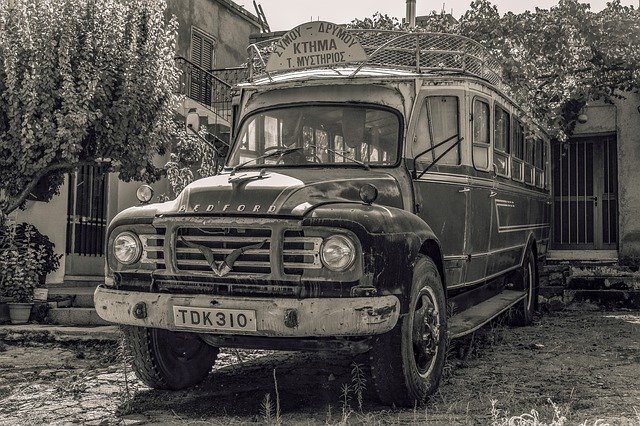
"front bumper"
94,286,400,337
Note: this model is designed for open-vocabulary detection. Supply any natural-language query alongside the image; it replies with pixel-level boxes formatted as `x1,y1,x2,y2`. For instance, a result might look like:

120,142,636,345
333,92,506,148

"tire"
369,255,448,407
122,326,219,390
509,248,537,326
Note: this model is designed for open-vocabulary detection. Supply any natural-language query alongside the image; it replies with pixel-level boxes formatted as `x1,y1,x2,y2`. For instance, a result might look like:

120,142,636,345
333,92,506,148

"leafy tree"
162,124,218,199
349,0,640,140
0,0,179,219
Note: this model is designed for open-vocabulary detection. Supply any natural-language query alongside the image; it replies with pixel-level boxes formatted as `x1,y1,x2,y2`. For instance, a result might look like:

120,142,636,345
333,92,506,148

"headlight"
320,235,356,271
136,185,154,203
113,232,142,265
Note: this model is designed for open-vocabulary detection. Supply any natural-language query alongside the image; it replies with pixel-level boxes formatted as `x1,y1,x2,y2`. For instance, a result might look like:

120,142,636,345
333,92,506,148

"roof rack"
246,30,508,91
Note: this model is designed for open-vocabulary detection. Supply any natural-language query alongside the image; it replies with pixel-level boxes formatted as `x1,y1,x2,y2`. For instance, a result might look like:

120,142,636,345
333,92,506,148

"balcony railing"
175,57,245,124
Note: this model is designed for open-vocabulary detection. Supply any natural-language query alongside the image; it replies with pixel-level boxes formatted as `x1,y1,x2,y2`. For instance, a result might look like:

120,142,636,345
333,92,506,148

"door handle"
588,195,598,206
489,190,497,198
458,187,471,193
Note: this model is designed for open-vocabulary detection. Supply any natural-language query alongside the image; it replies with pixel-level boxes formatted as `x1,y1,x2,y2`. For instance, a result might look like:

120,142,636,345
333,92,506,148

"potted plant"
0,224,44,324
13,223,62,288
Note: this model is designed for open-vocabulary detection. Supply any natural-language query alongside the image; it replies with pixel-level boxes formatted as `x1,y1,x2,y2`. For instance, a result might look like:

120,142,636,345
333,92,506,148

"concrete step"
47,286,96,308
47,307,110,326
62,275,104,287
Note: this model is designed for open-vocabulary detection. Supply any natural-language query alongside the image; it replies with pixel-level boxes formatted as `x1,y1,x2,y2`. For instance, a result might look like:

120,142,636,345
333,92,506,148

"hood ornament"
179,236,268,277
228,168,270,187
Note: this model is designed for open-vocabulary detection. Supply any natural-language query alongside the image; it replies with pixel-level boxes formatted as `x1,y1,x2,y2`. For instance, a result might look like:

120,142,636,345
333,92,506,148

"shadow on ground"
122,351,378,419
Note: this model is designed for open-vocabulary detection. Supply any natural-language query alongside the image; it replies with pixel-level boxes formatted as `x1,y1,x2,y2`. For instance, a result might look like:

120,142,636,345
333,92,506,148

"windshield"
227,105,400,169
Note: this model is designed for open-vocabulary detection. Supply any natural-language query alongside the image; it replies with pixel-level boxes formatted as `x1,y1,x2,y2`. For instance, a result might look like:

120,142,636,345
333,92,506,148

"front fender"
303,202,444,312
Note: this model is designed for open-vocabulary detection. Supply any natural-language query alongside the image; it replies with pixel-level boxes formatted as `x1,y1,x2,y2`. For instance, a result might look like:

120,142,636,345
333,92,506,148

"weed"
272,368,281,425
491,398,568,426
350,362,366,412
118,332,133,415
339,383,353,425
261,393,274,424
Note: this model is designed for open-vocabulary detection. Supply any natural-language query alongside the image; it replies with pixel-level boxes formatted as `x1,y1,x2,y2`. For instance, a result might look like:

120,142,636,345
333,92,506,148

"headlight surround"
136,185,154,203
320,235,356,271
113,232,142,265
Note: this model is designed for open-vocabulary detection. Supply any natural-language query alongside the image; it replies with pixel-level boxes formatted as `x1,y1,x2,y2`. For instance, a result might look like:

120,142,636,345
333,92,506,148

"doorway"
65,165,108,276
551,135,618,250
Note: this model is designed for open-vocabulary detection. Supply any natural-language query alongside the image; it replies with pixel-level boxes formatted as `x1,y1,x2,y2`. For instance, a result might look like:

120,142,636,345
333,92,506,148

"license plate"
173,306,257,332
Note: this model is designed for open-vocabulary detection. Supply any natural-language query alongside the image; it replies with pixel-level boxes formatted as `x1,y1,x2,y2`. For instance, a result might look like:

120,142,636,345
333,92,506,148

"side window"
511,119,525,181
472,99,490,171
524,133,535,185
493,105,510,176
414,96,460,167
534,138,545,188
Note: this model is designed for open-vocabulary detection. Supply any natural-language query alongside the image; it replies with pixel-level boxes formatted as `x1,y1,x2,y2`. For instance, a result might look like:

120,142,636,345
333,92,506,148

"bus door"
465,97,494,284
411,95,466,287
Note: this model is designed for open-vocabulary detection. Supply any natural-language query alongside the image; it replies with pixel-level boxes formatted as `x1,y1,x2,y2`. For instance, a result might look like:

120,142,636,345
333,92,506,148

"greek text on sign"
265,21,368,72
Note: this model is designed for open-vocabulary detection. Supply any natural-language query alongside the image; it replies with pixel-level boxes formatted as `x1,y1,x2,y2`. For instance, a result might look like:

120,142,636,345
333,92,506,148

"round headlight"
136,185,154,203
113,232,142,265
320,235,356,271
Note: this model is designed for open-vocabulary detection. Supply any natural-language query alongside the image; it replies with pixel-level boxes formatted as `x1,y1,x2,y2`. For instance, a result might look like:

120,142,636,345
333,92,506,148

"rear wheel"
369,256,447,407
509,248,537,326
122,326,218,390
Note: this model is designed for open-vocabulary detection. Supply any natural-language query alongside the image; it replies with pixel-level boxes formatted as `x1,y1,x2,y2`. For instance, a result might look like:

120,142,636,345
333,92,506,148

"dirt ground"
0,308,639,425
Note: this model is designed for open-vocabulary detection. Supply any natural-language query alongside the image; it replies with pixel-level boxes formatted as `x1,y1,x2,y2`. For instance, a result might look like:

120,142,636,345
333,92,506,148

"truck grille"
175,227,272,276
171,226,323,278
283,230,322,274
140,228,165,270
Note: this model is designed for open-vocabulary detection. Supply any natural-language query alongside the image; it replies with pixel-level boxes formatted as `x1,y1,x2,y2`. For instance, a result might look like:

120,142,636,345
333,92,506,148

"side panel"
414,170,467,287
488,179,550,276
463,173,493,284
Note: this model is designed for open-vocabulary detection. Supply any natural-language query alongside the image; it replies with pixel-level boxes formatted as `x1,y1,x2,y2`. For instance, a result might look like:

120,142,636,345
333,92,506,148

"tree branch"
1,161,107,217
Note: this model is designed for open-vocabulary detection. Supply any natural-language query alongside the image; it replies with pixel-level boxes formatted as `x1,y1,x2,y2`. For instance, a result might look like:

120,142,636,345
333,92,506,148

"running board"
448,290,526,339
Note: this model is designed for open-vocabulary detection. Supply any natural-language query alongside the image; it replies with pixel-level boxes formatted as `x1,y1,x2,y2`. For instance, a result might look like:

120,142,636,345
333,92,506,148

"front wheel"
369,256,448,407
122,326,219,390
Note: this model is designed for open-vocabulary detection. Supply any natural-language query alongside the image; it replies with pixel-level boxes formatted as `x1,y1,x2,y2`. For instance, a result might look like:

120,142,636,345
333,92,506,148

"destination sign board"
265,21,368,72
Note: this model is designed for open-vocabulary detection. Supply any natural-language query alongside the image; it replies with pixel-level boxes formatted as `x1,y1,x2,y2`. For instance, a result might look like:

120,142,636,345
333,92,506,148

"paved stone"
0,324,119,343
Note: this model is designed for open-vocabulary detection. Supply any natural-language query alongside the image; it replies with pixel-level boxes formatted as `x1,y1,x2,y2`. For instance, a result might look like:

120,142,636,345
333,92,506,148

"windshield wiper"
413,134,464,180
230,144,370,173
230,147,303,175
307,144,369,170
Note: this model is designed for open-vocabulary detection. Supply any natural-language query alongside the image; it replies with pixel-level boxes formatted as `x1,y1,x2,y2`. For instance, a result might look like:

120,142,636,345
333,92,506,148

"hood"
165,168,404,217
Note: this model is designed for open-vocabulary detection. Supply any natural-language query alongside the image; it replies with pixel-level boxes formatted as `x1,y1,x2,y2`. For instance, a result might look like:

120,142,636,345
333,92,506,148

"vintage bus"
95,23,551,406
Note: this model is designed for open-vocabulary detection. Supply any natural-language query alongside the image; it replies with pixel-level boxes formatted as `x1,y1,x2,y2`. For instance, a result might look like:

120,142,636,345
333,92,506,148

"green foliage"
0,224,43,302
349,1,640,140
163,123,221,199
11,222,62,279
0,0,179,216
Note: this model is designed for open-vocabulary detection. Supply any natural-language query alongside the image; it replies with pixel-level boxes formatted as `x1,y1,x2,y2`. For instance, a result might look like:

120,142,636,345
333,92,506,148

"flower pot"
8,303,33,325
33,288,49,302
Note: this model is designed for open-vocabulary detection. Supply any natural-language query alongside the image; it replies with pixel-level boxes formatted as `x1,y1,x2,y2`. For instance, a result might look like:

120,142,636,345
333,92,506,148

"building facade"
550,93,640,266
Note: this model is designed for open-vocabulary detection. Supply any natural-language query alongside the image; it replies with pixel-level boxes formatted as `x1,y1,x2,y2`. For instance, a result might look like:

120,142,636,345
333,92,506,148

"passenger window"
524,134,535,185
414,96,460,167
472,99,490,171
493,105,510,176
534,138,545,188
511,119,525,181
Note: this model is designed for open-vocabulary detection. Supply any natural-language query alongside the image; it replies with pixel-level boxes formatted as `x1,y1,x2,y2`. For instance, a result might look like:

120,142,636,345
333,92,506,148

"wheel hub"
412,292,440,374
